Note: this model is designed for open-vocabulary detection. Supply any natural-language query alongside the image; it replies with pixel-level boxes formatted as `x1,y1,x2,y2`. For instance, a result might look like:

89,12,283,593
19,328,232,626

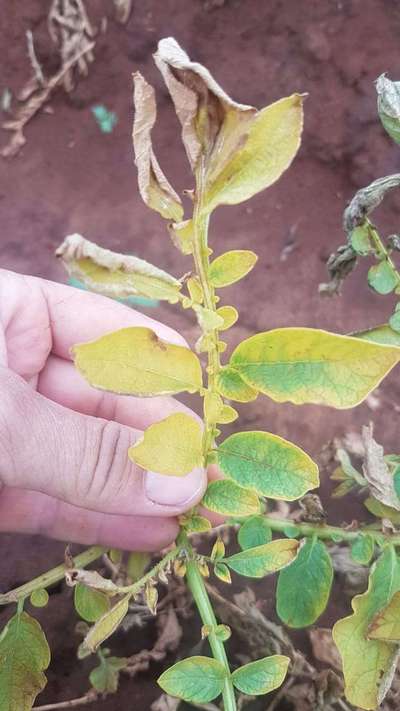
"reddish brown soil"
2,0,400,708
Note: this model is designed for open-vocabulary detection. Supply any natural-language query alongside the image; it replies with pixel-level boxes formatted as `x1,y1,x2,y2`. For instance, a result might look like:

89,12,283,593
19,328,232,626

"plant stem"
116,547,180,594
33,690,98,709
0,546,105,606
367,221,400,288
186,558,237,711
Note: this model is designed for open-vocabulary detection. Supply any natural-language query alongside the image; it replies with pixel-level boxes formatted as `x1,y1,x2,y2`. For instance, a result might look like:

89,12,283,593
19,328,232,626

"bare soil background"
1,1,400,708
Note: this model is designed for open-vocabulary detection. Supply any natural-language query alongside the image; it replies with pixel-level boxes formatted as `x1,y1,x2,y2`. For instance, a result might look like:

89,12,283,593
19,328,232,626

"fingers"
0,367,207,517
38,354,199,429
0,487,179,550
0,270,187,380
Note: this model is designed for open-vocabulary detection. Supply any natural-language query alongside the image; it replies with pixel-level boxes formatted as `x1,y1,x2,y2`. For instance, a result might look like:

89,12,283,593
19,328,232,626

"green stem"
367,221,400,288
186,558,237,711
0,546,105,606
117,547,180,595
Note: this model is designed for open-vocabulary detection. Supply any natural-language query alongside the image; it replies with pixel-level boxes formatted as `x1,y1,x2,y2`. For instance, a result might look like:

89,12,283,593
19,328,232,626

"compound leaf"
158,656,226,703
73,327,203,397
216,431,319,500
369,590,400,642
129,413,203,476
74,583,111,623
223,539,300,579
83,594,131,653
231,655,289,695
333,546,400,710
202,479,260,516
209,250,257,288
0,611,50,711
238,515,272,550
229,327,400,408
276,538,333,628
56,234,182,303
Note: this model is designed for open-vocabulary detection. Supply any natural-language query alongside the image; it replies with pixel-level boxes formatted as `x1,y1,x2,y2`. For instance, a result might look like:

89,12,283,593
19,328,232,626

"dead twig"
33,689,98,710
48,0,96,92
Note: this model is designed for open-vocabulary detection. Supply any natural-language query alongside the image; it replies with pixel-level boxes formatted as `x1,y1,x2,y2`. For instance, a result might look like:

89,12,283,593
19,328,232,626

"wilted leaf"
333,546,400,710
0,612,50,711
89,655,127,693
193,304,225,332
231,655,289,695
209,250,257,288
216,305,238,331
216,431,319,500
167,219,194,255
238,515,272,550
129,413,203,476
84,594,131,652
66,569,119,594
74,583,111,623
158,656,226,703
376,74,400,145
350,534,374,566
202,479,260,516
56,234,182,303
368,261,397,295
362,424,400,511
217,366,258,402
276,538,333,628
73,327,203,397
133,72,183,221
309,628,342,670
369,590,400,642
223,538,300,578
229,327,400,408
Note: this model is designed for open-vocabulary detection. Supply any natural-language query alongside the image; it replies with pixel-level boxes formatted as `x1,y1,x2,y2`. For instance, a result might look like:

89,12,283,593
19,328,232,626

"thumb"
0,368,206,516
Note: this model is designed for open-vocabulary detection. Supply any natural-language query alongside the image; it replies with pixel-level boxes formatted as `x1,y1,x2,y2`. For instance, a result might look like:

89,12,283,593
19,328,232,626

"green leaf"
238,515,272,550
394,467,400,500
129,413,203,476
89,656,127,693
389,305,400,334
276,538,333,628
231,655,289,695
56,234,182,304
351,534,375,566
204,94,304,211
0,612,50,711
216,305,239,331
223,538,300,578
215,624,231,641
353,323,400,347
216,431,319,501
364,496,400,524
202,479,260,516
74,583,111,623
368,590,400,642
127,552,151,582
30,589,49,608
73,327,203,397
350,224,373,256
158,656,226,703
214,563,232,584
179,514,212,534
83,594,131,652
333,547,400,710
368,261,398,295
217,366,258,402
209,250,257,288
376,74,400,145
229,327,400,408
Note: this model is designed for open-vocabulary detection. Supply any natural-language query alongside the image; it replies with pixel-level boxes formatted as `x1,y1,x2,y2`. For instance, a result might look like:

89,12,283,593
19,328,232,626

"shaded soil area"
2,0,400,708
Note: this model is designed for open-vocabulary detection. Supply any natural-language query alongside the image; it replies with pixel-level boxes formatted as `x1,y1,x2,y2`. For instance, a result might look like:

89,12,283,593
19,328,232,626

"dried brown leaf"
309,628,342,671
133,72,184,221
362,423,400,511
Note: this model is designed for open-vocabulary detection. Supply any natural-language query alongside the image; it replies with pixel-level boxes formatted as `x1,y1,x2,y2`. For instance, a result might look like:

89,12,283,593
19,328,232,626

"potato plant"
2,40,400,711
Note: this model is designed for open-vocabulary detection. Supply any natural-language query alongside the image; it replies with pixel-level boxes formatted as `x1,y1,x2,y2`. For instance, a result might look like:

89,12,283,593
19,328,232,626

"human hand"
0,270,207,550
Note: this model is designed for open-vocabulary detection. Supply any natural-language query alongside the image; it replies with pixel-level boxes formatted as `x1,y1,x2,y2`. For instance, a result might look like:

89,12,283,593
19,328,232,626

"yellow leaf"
56,234,182,303
167,219,194,255
73,327,203,397
187,276,203,303
129,413,203,476
133,72,183,221
84,594,131,652
216,305,239,331
204,94,304,210
369,590,400,642
209,250,258,288
193,304,225,332
230,327,400,408
217,366,258,403
217,404,239,424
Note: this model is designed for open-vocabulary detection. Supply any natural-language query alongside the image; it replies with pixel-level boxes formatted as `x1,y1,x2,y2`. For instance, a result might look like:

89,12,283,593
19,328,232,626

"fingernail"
145,466,206,507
